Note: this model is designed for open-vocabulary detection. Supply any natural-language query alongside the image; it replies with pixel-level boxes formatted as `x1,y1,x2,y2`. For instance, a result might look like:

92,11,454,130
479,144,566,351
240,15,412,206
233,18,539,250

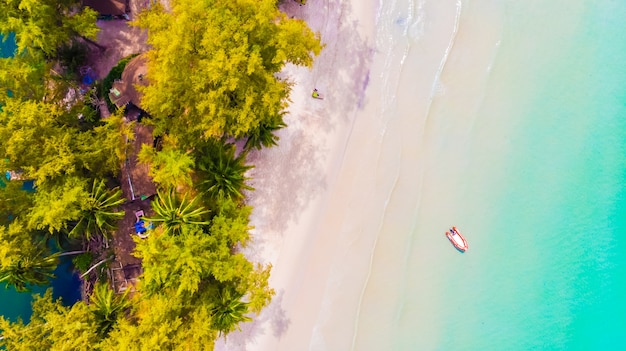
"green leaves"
0,222,59,291
67,179,125,240
196,139,254,202
90,282,131,337
0,52,47,103
102,293,218,351
0,0,99,57
138,145,195,190
0,1,312,347
0,290,100,350
210,198,252,247
149,190,210,236
0,98,126,238
133,194,273,334
0,100,125,186
134,0,321,145
27,176,88,234
134,225,214,297
0,100,75,183
210,286,252,334
244,114,287,151
0,251,58,292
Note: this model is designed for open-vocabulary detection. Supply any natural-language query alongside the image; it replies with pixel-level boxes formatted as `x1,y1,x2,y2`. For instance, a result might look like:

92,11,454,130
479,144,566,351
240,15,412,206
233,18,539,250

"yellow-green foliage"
0,100,76,183
131,196,273,337
0,222,59,292
0,100,128,185
0,221,40,276
138,145,195,190
0,52,47,102
0,0,99,56
0,1,316,348
0,178,34,226
134,226,216,297
102,293,218,351
0,290,101,351
0,70,129,285
27,176,88,233
134,0,322,144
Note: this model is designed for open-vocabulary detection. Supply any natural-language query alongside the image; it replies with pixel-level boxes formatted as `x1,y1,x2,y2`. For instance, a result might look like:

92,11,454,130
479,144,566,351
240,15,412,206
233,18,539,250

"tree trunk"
58,250,87,257
80,257,113,278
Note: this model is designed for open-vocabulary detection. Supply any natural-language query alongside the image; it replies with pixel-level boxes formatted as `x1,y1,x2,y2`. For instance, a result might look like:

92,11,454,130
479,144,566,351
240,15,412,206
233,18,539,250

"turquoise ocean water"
353,0,626,350
0,34,81,322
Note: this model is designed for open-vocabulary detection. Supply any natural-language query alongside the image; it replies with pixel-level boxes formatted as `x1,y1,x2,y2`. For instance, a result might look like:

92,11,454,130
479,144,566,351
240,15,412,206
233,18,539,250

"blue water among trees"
0,33,16,58
0,33,82,322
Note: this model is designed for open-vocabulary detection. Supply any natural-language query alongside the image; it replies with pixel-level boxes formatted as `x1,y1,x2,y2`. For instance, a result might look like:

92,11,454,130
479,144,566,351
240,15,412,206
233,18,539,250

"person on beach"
295,0,306,5
312,88,323,99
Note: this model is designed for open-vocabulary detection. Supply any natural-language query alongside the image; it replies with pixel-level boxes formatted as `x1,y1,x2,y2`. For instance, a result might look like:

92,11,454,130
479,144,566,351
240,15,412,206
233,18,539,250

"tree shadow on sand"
214,290,289,351
228,0,374,349
246,0,374,239
284,0,374,128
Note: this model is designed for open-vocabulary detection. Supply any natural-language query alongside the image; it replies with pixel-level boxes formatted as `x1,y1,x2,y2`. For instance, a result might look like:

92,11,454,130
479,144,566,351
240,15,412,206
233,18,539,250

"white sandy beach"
215,0,378,349
216,0,474,349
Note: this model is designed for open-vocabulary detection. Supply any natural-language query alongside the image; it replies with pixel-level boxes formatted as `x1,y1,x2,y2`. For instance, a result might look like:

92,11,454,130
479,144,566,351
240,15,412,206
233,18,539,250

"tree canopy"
138,145,195,190
0,51,48,103
0,290,111,350
0,85,128,287
0,221,58,292
0,0,319,348
0,0,99,57
134,0,322,146
0,100,127,185
67,179,125,240
195,139,254,202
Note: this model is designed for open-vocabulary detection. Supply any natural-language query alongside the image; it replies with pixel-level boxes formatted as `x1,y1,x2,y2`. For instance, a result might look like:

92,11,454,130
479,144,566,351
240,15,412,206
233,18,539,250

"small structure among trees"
83,0,127,16
108,54,149,110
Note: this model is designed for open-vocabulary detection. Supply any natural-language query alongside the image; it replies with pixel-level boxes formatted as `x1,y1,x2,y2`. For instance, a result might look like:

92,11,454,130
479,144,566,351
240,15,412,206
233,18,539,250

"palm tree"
68,179,125,240
0,250,58,292
149,190,210,236
210,287,252,334
0,248,87,292
244,116,287,151
0,221,85,292
197,140,254,201
89,282,131,337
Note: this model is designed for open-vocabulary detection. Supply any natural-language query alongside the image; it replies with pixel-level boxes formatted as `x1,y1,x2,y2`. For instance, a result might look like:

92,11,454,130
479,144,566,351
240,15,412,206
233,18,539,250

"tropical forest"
0,0,321,349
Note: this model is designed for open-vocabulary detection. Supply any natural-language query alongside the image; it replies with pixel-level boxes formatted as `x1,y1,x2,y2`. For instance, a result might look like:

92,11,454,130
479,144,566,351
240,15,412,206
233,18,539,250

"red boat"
445,226,468,252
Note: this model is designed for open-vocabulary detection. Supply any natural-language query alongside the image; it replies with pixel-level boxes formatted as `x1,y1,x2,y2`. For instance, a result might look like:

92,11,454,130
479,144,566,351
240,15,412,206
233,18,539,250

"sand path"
87,0,174,79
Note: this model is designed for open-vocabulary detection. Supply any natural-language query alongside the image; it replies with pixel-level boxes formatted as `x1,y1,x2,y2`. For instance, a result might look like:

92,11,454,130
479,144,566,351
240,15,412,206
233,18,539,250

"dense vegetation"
135,0,321,148
0,0,99,58
0,0,321,349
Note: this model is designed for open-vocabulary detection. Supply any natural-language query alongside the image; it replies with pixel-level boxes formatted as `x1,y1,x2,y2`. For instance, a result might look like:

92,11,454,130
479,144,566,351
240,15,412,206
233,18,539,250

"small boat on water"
445,226,468,252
